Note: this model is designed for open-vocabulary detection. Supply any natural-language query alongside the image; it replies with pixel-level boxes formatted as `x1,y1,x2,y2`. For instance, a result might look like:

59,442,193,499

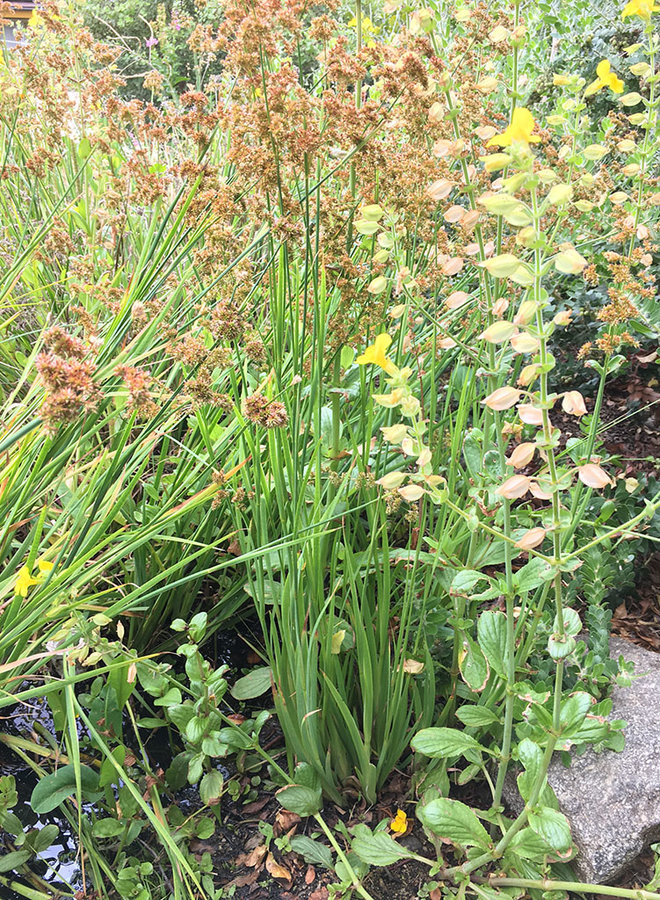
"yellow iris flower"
622,0,659,19
487,108,541,148
15,566,39,597
390,809,408,834
356,333,398,374
586,60,624,96
14,559,55,597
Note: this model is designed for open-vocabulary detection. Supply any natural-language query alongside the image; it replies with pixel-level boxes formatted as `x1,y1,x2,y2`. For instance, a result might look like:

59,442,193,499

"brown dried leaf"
274,810,301,834
265,852,291,881
245,844,267,868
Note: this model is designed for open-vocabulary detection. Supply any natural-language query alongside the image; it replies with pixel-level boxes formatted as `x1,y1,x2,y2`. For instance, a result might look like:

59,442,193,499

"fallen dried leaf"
243,797,270,815
265,852,292,881
305,865,316,885
275,810,301,834
245,844,267,868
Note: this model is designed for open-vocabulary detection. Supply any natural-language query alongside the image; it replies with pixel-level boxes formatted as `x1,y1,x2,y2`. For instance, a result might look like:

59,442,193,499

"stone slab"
504,637,660,883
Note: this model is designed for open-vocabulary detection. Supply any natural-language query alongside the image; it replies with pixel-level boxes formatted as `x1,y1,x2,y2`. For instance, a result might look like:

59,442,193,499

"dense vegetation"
0,1,658,898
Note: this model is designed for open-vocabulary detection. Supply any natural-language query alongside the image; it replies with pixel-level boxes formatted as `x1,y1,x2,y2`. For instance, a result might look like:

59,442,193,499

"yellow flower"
390,809,408,835
356,333,398,374
586,60,624,96
38,559,54,574
622,0,659,19
487,108,541,148
15,566,39,598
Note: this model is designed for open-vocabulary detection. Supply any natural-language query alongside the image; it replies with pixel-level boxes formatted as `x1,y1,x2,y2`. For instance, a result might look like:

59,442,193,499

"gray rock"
504,637,660,883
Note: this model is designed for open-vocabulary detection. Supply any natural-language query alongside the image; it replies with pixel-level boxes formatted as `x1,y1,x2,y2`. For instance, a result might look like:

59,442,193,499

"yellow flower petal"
622,0,659,18
390,809,408,834
15,566,38,597
356,333,397,373
596,60,611,80
487,108,540,148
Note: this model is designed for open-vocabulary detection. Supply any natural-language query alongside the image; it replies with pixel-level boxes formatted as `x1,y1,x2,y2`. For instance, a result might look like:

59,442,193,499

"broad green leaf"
340,345,355,368
583,144,607,160
528,807,572,852
351,830,415,866
367,276,388,294
480,194,519,215
290,835,334,869
153,687,182,707
92,818,125,838
554,248,587,275
276,763,322,817
516,738,544,802
462,429,483,480
361,204,384,221
411,727,483,759
450,570,488,595
479,320,516,343
458,635,490,692
99,745,126,788
455,706,500,727
30,824,59,853
418,798,490,849
276,784,322,817
547,633,576,660
507,826,555,860
560,692,593,735
77,137,92,160
200,771,224,805
546,183,573,205
230,666,272,700
0,850,31,872
31,765,101,814
477,611,507,678
515,557,554,593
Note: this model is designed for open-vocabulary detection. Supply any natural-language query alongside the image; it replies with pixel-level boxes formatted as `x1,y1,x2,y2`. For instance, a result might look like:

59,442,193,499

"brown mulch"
611,551,660,652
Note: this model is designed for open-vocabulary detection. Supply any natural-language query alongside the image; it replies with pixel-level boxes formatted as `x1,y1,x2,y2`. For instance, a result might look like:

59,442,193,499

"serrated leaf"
411,727,484,759
477,611,507,677
508,826,555,860
276,764,321,817
515,557,554,593
560,692,593,735
547,633,576,660
458,635,490,692
528,807,572,852
455,706,500,727
418,798,491,849
352,830,415,866
516,738,544,802
290,835,334,868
